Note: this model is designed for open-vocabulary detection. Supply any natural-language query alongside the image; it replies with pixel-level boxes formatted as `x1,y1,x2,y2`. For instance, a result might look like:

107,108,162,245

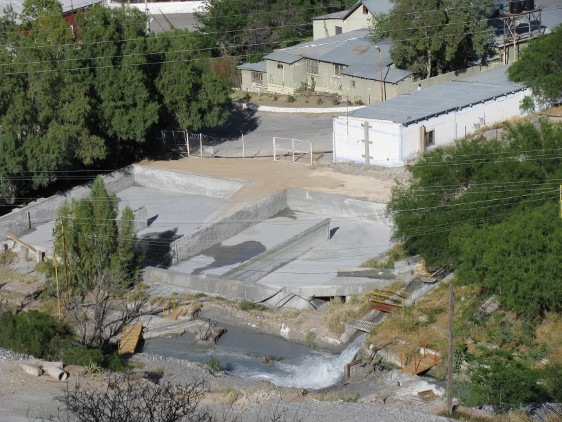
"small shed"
332,66,530,167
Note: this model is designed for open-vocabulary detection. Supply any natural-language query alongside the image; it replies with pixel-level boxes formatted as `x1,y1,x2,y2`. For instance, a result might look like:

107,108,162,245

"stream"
141,320,364,389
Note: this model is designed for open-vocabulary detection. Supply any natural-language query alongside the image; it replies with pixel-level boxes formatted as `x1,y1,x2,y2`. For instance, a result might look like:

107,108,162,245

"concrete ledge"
222,218,331,282
286,189,391,225
170,190,288,264
133,165,242,199
0,167,135,241
233,101,364,114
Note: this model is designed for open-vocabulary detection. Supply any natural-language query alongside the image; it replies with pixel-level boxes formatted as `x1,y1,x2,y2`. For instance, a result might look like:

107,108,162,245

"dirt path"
142,158,396,203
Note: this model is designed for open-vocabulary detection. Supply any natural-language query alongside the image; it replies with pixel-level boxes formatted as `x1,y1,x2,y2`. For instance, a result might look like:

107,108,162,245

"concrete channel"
1,164,394,309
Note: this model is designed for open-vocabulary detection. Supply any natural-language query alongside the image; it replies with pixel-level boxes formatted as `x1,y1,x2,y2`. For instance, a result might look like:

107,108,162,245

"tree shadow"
138,228,182,268
199,108,259,143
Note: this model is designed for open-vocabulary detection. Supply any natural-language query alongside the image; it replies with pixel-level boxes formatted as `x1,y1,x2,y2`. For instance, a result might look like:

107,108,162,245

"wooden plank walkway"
347,319,378,333
118,325,143,355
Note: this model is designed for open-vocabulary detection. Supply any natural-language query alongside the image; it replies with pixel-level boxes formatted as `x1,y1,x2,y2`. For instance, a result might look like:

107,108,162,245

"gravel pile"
0,346,33,361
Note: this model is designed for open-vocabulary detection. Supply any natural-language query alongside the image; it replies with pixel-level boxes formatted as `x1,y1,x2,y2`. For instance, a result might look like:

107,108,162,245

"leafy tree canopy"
387,118,562,316
195,0,354,61
386,0,492,78
508,24,562,105
0,3,232,201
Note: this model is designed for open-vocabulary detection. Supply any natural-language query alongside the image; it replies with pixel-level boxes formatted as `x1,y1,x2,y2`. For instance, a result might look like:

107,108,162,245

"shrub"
0,311,74,360
304,332,316,348
0,250,16,265
286,95,296,103
63,346,126,371
239,300,266,312
206,356,221,373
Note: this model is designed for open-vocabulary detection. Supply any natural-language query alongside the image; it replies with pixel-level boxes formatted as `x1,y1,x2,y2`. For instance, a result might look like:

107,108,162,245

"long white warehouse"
333,65,530,167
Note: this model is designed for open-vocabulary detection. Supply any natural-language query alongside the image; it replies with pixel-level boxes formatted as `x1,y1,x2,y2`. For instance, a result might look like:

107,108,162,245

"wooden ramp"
400,347,439,376
365,286,412,313
118,325,143,355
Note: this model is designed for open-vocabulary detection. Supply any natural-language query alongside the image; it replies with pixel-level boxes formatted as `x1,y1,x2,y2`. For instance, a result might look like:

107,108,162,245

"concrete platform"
171,210,326,276
15,186,226,259
257,218,392,289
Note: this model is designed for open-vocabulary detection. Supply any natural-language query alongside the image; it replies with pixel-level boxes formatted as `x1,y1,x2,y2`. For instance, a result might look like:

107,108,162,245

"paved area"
17,186,226,256
258,217,392,288
199,109,337,158
172,210,326,276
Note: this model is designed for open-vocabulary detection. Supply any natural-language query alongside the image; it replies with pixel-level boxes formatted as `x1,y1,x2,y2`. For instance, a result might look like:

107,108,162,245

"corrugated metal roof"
313,9,349,20
349,65,526,124
263,51,302,64
237,61,267,72
341,63,412,83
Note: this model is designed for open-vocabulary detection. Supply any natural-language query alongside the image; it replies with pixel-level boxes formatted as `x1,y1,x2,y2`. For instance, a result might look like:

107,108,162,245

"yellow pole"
61,224,70,302
52,230,61,320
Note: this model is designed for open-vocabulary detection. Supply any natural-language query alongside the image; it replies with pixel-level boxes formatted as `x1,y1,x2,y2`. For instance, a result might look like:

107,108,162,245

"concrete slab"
257,218,392,288
16,186,226,261
170,210,326,276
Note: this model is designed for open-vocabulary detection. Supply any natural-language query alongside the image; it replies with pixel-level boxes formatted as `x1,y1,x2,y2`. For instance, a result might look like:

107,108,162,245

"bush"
0,250,16,265
286,95,296,103
63,346,126,371
239,300,266,312
206,356,221,373
0,311,74,360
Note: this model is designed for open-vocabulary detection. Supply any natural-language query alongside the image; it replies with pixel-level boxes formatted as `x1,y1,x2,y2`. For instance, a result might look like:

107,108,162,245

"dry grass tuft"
535,313,562,364
323,296,371,335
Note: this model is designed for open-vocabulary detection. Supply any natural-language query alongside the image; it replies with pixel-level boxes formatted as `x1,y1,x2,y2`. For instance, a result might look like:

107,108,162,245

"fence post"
184,131,190,157
292,138,295,163
242,133,245,159
199,133,203,158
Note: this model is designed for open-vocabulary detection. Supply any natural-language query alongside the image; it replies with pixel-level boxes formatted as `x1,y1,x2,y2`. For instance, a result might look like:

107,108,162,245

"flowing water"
141,320,364,389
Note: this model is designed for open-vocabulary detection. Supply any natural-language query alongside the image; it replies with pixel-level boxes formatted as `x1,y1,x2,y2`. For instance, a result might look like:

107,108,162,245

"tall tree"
387,0,492,78
508,24,562,107
195,0,354,60
57,176,140,346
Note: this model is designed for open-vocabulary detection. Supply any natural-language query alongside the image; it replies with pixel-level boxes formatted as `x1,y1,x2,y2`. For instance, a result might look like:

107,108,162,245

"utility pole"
52,229,62,320
374,45,384,102
61,224,70,303
447,283,455,415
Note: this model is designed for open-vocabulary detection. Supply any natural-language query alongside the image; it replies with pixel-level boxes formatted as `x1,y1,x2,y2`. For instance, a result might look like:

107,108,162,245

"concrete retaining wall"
132,165,242,199
0,167,135,240
286,189,390,225
170,190,288,264
144,267,280,303
222,218,331,282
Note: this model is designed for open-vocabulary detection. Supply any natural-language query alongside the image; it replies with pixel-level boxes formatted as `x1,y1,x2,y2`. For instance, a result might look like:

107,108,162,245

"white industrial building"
332,66,531,167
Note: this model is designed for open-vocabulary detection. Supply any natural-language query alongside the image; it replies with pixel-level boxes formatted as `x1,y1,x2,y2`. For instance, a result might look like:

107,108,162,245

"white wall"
333,115,403,167
334,88,531,166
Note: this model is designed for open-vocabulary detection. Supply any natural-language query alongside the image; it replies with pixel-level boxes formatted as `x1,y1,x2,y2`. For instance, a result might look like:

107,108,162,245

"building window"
307,59,319,75
351,80,356,88
251,72,263,84
424,129,435,148
277,63,284,70
334,64,345,76
363,5,368,14
335,26,342,35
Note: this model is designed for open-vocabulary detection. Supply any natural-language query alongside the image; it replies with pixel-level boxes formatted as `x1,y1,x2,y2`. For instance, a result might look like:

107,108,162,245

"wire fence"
161,130,325,165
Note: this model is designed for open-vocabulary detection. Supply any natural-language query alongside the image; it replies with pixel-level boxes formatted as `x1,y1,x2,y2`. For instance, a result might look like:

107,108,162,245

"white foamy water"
231,334,365,389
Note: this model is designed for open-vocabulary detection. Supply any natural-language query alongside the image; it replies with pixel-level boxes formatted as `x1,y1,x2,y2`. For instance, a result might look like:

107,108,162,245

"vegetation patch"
323,296,371,335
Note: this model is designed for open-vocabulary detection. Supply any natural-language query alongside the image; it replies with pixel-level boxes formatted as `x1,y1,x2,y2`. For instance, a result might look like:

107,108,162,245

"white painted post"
199,133,203,158
242,134,245,158
292,138,295,163
185,131,190,157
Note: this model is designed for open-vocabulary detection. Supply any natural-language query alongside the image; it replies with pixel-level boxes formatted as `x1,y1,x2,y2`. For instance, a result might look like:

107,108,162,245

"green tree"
508,25,562,106
387,119,562,268
57,176,140,347
154,30,231,130
466,350,549,410
387,0,492,78
195,0,353,60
